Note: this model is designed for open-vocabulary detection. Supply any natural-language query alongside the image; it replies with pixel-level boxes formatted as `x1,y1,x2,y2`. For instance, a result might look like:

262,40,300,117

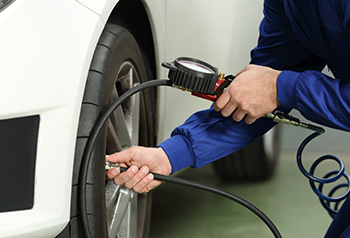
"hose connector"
266,111,300,126
266,110,325,134
105,161,120,172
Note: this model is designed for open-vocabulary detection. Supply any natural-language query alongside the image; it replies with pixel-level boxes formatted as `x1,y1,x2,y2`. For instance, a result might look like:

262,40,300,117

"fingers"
232,109,246,122
106,167,120,179
123,166,149,189
214,92,237,117
213,89,230,112
244,114,258,125
105,146,172,193
133,173,155,193
107,165,156,193
214,87,248,122
214,92,260,123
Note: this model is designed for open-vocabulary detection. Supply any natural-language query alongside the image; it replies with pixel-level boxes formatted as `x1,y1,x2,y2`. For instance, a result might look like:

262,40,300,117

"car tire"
57,24,154,238
213,125,281,181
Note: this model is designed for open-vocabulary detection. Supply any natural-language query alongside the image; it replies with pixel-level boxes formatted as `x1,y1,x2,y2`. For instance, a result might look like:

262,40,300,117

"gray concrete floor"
149,129,350,238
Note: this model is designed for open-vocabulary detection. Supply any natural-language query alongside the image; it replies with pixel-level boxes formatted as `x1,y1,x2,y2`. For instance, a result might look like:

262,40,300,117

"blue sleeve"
253,0,350,131
158,107,276,173
278,70,350,131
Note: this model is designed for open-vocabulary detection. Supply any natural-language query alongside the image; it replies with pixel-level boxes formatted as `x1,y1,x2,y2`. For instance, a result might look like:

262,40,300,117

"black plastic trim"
0,115,40,212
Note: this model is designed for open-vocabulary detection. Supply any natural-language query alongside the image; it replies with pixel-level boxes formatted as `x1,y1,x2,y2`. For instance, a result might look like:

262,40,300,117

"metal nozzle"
266,112,300,126
105,161,120,172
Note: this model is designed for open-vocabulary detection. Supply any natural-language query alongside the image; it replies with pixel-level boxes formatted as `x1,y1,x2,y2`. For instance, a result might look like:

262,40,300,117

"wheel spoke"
106,182,133,237
108,88,132,151
129,84,140,146
117,191,137,238
106,119,122,154
123,68,140,146
105,180,121,213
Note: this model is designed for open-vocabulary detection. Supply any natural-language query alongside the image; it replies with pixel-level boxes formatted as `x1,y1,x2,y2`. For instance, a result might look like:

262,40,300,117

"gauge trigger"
191,74,235,101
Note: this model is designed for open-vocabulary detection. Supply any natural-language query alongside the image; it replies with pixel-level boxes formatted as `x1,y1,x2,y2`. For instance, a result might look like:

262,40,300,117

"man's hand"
105,146,172,193
214,64,281,124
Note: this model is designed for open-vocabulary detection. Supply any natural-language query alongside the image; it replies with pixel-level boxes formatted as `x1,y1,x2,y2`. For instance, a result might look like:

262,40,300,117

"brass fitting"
105,161,119,172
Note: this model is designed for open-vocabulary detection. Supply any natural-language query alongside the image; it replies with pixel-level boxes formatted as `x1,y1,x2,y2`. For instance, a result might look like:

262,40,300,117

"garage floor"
149,149,350,238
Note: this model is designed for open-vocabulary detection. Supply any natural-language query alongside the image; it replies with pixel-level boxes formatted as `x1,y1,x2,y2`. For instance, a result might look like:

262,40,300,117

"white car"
0,0,279,237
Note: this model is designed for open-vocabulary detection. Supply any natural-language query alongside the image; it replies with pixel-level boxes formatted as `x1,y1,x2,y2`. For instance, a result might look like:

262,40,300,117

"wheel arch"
106,0,160,144
107,0,157,81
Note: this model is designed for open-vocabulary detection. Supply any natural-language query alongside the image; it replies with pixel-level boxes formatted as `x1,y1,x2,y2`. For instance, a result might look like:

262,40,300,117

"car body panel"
0,0,263,237
0,0,104,237
75,0,117,23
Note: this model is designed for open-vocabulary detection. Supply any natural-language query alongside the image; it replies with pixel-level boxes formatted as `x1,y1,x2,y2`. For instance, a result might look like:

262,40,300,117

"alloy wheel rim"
105,61,141,238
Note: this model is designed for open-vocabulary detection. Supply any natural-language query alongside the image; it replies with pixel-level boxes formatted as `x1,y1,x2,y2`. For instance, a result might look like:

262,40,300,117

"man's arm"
250,0,350,132
105,0,333,192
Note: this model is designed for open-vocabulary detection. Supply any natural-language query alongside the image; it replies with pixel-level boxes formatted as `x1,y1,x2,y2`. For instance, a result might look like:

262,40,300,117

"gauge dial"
177,60,216,74
162,57,219,94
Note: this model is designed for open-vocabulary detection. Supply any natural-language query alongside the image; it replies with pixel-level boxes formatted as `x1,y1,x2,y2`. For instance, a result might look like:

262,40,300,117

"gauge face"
161,57,220,94
178,60,215,74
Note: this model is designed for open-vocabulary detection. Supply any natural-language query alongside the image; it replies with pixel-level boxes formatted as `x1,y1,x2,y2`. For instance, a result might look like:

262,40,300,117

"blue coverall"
159,0,350,237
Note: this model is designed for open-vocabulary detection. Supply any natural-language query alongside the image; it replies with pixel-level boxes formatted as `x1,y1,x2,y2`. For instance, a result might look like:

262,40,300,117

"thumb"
106,148,136,164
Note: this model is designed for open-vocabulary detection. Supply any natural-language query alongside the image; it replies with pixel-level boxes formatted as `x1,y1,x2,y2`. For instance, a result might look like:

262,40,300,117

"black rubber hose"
79,79,282,238
79,79,173,238
120,166,282,238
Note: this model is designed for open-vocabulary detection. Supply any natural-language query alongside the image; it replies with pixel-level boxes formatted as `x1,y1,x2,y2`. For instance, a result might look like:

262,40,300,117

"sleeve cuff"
277,70,300,109
157,135,195,174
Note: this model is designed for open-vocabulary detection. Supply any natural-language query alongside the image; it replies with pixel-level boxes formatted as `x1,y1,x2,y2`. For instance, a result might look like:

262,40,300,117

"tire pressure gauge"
162,57,235,101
